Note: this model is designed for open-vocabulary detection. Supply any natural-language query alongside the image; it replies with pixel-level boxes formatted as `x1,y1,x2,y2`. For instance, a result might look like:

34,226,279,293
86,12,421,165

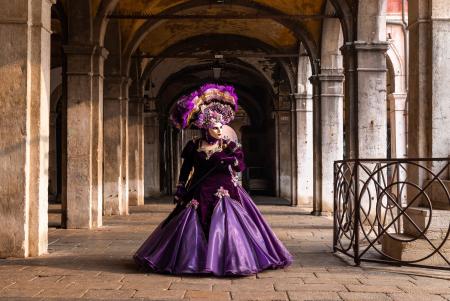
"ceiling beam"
107,12,337,20
133,53,308,59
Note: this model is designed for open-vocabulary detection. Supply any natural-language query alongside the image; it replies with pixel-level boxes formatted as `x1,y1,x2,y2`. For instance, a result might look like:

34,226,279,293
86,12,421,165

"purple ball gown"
133,139,293,276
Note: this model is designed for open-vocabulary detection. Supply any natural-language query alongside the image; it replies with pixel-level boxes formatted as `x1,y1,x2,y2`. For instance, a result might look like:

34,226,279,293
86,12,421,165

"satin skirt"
133,186,293,276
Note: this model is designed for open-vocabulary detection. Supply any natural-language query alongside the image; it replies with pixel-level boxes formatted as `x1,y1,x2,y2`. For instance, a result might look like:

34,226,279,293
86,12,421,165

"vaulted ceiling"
113,0,326,55
53,0,346,114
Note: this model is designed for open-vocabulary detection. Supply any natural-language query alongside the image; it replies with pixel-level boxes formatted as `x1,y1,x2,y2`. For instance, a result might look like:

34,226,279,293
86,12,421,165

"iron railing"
333,158,450,270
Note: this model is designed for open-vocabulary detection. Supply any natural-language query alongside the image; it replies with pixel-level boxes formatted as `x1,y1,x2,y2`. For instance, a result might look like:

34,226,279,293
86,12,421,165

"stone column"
274,103,292,201
137,101,145,205
144,100,160,197
294,54,314,208
120,78,130,214
91,47,108,227
49,111,58,200
311,78,322,215
351,0,389,158
64,44,105,229
389,93,407,158
128,99,141,206
0,0,53,257
341,44,357,159
103,75,126,215
341,41,389,159
316,73,344,213
357,42,388,158
409,0,450,171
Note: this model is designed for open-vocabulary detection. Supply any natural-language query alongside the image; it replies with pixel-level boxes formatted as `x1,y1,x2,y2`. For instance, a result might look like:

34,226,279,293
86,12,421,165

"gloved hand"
174,185,187,204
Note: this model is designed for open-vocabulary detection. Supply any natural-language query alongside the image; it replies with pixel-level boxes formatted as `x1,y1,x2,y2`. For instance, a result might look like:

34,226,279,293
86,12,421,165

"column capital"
316,73,345,82
340,41,389,53
293,93,313,100
94,45,109,60
389,92,408,111
122,76,133,88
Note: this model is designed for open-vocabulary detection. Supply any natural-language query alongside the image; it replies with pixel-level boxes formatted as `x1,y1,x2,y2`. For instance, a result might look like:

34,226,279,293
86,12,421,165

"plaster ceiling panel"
256,0,323,15
117,0,187,48
114,0,326,50
138,18,297,55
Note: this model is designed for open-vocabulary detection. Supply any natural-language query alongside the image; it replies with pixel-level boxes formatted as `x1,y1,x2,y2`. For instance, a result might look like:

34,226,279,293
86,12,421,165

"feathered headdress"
170,83,238,129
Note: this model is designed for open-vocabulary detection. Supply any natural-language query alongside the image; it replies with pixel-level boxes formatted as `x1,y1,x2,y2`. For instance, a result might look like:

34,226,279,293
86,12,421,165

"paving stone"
214,279,275,292
287,291,342,301
275,283,347,292
339,292,392,301
36,286,89,298
82,288,136,299
388,293,447,301
410,277,450,287
133,289,185,299
0,287,43,298
256,270,315,279
169,282,212,291
180,276,232,285
345,285,402,293
301,277,361,285
0,280,15,290
396,283,450,294
121,278,172,290
231,291,288,301
357,278,414,286
64,279,123,290
184,290,231,300
0,203,446,300
315,272,365,279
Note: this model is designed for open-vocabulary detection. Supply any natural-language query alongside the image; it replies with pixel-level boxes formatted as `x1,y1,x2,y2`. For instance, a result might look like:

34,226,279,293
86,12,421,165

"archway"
149,59,286,200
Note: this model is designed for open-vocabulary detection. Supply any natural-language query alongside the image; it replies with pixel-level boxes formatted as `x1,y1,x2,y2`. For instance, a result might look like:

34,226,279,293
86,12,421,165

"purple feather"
170,83,238,129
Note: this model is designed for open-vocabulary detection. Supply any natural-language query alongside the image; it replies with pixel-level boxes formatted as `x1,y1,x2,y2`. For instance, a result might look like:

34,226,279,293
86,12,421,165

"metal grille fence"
333,158,450,270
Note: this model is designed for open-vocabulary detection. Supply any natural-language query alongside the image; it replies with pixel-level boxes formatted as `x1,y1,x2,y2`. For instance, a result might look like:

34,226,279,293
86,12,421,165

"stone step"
427,179,450,210
403,207,450,240
382,233,450,265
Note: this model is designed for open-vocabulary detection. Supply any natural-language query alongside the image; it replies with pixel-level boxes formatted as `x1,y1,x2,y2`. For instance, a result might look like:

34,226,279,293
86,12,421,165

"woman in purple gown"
133,84,293,276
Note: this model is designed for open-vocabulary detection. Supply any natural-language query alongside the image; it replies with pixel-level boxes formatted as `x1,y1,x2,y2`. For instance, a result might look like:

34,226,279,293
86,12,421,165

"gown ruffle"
133,185,293,276
133,139,293,276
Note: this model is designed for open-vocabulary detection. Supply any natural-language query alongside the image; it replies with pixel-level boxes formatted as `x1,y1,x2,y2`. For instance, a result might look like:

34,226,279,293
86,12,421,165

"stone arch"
120,0,320,77
155,59,279,196
386,55,396,94
94,0,121,46
91,0,355,74
386,45,407,159
386,41,406,95
139,34,293,99
156,63,272,123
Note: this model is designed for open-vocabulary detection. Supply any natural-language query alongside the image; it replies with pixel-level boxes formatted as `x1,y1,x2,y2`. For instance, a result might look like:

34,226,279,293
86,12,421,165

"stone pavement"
1,198,449,301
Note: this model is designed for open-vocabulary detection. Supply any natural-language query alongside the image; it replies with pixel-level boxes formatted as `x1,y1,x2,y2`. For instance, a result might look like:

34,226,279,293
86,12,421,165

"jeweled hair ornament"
170,83,238,129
